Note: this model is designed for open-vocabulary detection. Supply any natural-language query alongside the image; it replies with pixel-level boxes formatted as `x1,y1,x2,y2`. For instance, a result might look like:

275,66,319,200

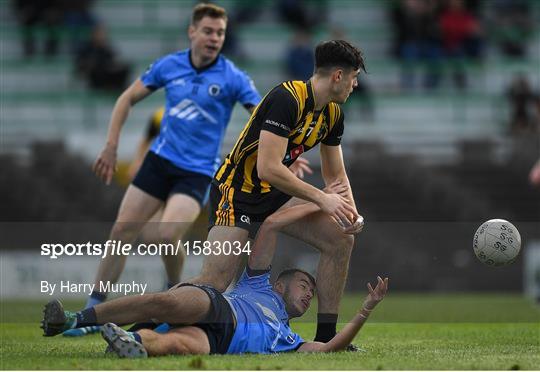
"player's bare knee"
157,224,186,245
110,221,139,240
318,230,354,254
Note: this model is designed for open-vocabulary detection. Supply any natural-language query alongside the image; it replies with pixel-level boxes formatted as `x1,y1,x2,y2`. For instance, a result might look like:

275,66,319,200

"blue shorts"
132,151,212,206
176,283,235,355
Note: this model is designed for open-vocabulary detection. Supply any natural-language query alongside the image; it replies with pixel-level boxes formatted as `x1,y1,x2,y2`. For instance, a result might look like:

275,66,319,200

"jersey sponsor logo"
265,119,290,131
240,215,251,224
169,99,218,124
221,201,230,211
283,145,304,162
208,84,221,97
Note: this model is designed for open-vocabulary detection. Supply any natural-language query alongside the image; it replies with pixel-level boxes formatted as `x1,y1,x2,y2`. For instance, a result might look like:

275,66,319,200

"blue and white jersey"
224,270,304,354
140,49,261,177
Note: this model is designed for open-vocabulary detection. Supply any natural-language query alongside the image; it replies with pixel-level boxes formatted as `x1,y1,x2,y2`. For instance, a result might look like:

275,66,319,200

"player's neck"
190,50,216,70
310,76,331,111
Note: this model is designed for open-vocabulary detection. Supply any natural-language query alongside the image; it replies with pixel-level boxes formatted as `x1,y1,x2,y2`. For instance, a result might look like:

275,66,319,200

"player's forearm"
259,163,324,205
105,94,133,148
340,176,357,211
323,172,357,211
322,309,371,352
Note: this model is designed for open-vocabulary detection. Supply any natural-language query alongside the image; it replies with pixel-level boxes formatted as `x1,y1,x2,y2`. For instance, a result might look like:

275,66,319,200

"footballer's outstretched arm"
93,79,153,184
297,276,389,353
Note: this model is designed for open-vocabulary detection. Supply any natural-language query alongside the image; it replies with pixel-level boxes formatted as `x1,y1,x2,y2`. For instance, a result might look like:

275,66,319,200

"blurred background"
1,0,539,302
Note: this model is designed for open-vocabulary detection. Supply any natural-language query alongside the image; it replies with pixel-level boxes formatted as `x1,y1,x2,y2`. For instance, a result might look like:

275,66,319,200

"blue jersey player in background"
41,181,389,356
75,4,260,336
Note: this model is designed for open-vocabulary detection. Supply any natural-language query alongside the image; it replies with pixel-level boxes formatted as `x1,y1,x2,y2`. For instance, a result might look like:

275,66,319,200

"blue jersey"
140,49,261,177
224,270,304,354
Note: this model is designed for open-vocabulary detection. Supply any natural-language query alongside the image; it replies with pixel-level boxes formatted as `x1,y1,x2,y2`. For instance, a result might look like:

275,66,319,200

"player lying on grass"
41,182,388,356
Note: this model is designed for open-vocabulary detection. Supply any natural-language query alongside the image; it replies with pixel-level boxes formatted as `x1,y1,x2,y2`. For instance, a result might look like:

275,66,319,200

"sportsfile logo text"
40,240,251,259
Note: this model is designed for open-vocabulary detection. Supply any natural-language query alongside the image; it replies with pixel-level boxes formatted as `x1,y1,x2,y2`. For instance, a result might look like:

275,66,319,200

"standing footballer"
190,40,367,346
72,4,261,336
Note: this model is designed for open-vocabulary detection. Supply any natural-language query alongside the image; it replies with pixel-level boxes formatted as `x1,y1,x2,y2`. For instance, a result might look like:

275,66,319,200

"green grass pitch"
1,294,539,370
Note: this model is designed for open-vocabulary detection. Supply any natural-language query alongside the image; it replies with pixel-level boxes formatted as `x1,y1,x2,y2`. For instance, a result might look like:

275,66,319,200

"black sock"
76,308,98,327
167,281,178,290
85,291,107,309
132,332,142,343
90,291,107,302
314,313,338,343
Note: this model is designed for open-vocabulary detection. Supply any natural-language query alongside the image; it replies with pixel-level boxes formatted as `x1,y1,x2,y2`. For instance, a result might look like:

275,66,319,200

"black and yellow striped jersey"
145,106,165,141
214,80,344,195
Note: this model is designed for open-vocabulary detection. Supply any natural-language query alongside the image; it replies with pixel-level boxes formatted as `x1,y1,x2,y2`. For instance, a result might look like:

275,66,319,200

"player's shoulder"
327,102,344,123
163,49,193,65
280,80,309,100
146,50,186,72
265,80,306,103
159,49,185,61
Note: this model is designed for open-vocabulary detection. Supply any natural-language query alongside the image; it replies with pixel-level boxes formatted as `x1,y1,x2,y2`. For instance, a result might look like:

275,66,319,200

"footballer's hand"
93,144,117,185
323,182,362,234
343,215,364,235
323,180,349,197
318,192,359,229
362,276,389,311
289,157,313,179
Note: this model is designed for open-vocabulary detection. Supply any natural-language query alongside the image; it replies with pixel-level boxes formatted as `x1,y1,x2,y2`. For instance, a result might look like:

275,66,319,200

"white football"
473,219,521,267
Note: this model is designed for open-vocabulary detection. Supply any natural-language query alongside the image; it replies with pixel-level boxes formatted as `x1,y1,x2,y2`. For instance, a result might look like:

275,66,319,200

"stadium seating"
2,0,539,161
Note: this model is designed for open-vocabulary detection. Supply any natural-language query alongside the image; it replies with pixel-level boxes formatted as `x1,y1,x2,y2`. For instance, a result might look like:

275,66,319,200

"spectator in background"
490,0,533,58
506,74,540,134
74,24,131,92
276,0,326,30
12,0,63,57
220,3,264,61
63,0,97,54
439,0,483,90
390,0,442,91
284,29,314,81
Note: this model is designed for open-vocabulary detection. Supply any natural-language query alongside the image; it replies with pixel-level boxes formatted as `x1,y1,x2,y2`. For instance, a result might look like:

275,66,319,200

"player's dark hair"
314,40,366,74
191,3,228,25
277,268,316,288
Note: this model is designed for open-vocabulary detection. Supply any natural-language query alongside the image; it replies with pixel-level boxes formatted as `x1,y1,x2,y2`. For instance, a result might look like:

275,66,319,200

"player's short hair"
277,268,316,288
314,40,366,74
191,3,228,25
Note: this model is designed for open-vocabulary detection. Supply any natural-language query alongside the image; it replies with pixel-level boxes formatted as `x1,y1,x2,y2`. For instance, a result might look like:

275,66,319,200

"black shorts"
132,151,212,206
177,283,235,355
208,181,292,238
